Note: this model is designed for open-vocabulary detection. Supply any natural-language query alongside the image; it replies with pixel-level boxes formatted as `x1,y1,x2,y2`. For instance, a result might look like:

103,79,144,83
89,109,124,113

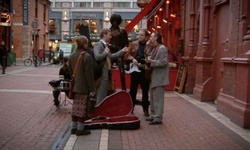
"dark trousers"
129,71,150,111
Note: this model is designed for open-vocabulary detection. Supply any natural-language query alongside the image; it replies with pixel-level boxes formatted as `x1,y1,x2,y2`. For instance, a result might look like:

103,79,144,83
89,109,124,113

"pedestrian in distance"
48,46,54,63
124,29,151,116
59,49,64,64
68,36,96,136
93,28,128,105
145,32,170,125
0,40,7,68
37,47,44,64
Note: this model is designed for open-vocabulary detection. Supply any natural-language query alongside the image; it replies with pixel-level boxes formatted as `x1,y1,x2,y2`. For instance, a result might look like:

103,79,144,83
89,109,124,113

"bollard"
2,56,6,74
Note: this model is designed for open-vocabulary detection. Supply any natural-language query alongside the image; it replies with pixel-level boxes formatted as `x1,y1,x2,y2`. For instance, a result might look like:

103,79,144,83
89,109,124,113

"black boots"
143,108,149,116
53,90,60,107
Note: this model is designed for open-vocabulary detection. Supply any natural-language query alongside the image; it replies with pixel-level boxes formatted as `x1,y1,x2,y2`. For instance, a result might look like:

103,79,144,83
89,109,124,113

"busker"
50,56,71,107
145,32,169,125
93,28,128,105
124,29,151,116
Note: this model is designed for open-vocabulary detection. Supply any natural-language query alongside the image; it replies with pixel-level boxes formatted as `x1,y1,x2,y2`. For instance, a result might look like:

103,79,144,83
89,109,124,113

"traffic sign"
31,21,38,28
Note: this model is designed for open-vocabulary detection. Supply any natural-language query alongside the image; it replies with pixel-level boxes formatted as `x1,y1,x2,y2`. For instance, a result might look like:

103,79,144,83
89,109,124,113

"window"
62,2,71,8
133,2,139,8
113,2,130,8
49,19,56,34
73,20,81,34
55,2,61,8
89,20,98,34
74,2,91,8
93,2,103,8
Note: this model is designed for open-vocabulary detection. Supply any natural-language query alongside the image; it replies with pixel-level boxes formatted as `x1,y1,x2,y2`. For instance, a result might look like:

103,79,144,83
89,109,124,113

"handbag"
68,52,85,99
86,95,96,113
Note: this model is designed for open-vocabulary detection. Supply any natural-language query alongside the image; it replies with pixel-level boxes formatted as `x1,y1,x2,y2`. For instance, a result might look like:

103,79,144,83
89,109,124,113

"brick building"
4,0,250,128
12,0,51,58
128,0,250,128
0,0,12,50
181,0,250,128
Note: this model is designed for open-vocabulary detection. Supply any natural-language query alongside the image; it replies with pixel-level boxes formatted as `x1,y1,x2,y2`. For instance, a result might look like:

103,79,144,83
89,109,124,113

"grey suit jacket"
150,44,170,88
93,40,125,103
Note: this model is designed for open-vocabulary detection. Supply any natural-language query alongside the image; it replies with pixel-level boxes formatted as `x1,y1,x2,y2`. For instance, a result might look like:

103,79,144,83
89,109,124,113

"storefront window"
49,19,56,34
89,20,98,34
73,19,99,34
49,19,61,35
73,19,81,34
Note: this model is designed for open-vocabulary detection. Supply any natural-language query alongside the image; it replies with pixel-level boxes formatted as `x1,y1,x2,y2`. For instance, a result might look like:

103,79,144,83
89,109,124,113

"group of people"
51,14,170,136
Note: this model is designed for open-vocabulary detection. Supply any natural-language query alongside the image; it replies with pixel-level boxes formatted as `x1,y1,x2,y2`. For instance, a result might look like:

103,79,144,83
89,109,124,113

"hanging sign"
23,0,29,25
0,13,11,26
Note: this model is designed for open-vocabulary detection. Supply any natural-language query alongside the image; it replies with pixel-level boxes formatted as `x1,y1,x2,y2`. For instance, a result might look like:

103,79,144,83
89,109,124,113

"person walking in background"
59,48,64,64
145,32,169,125
68,36,96,136
37,47,44,64
48,46,54,63
50,56,71,107
93,28,128,105
125,29,151,116
0,40,7,68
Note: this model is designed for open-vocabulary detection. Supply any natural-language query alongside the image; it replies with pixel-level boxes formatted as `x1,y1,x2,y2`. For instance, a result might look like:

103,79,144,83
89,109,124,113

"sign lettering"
23,0,29,25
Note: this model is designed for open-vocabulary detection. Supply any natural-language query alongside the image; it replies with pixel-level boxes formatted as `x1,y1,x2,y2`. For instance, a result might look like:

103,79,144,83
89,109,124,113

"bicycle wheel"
34,57,41,66
24,58,32,66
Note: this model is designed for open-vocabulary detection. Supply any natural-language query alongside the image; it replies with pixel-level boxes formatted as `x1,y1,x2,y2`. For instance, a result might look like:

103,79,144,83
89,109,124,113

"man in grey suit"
145,32,169,125
93,28,128,105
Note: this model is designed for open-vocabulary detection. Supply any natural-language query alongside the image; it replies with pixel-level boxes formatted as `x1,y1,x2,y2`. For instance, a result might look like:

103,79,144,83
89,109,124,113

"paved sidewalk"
0,61,72,150
63,93,250,149
1,61,250,150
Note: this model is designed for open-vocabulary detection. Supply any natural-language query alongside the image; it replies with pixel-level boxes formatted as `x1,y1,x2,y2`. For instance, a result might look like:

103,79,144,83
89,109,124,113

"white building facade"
49,0,144,47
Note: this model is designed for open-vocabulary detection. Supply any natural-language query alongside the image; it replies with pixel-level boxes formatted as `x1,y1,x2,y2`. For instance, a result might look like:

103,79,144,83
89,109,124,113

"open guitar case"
84,91,140,130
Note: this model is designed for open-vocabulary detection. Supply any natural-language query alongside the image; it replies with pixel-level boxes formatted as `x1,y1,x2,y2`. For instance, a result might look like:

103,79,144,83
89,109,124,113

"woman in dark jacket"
68,36,96,136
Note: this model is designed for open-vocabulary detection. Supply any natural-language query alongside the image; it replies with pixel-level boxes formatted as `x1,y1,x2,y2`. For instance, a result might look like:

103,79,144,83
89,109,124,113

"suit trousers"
129,71,150,110
150,86,165,122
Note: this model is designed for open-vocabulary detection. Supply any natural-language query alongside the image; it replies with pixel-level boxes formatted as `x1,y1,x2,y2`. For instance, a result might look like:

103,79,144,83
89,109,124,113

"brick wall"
12,0,50,58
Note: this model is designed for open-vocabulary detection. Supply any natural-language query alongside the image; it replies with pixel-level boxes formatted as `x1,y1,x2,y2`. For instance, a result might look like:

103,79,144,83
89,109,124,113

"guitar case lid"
85,91,140,130
88,91,133,118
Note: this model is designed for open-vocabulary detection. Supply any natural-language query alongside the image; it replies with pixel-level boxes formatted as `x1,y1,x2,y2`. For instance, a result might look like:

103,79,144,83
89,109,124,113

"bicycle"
24,56,41,67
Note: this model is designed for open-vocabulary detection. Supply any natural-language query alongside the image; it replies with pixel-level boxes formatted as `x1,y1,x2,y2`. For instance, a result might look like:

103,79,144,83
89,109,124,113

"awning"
125,0,165,32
